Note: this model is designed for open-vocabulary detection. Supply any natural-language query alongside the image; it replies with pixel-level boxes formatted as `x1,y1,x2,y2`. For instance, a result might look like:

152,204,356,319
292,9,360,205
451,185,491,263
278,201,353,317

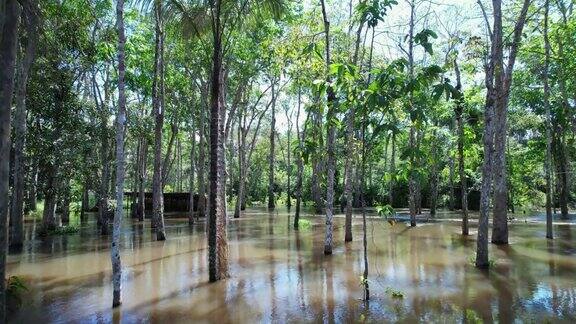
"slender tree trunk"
344,108,354,242
111,0,127,307
96,74,111,235
189,127,196,225
137,139,147,221
234,114,244,219
320,0,336,255
197,86,207,218
81,181,89,222
151,0,166,240
208,0,228,281
10,8,37,247
557,137,569,219
448,150,456,211
407,0,417,227
429,140,439,217
388,133,395,205
26,159,38,212
42,166,57,231
294,86,305,229
61,183,71,225
454,59,469,235
543,0,553,239
286,110,292,210
268,80,276,210
0,1,21,316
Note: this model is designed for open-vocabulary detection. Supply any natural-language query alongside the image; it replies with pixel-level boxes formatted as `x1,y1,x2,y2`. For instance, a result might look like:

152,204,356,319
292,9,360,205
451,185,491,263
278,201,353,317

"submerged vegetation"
1,0,575,321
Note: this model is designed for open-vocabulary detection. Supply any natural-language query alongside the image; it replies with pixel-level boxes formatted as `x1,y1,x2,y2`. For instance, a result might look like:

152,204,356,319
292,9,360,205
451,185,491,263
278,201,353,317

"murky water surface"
7,208,576,323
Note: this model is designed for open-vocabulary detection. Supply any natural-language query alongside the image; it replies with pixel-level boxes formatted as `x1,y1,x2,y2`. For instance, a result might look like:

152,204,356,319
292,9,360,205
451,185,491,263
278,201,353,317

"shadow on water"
6,207,576,322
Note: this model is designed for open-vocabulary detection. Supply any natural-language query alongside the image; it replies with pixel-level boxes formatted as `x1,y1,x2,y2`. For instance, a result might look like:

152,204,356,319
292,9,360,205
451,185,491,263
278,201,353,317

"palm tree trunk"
208,0,228,281
111,0,127,306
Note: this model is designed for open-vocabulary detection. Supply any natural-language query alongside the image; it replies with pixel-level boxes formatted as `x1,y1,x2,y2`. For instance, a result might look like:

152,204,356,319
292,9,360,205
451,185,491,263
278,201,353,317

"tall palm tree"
167,0,287,281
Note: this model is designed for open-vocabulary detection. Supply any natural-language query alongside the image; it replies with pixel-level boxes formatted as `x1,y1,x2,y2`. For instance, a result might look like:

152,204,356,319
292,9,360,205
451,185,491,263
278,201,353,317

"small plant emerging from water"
5,276,28,311
385,287,404,299
464,309,482,324
376,205,395,218
298,219,312,230
467,256,496,268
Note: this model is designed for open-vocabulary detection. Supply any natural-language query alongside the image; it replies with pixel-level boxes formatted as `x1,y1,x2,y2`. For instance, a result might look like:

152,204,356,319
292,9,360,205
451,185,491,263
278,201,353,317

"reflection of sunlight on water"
5,207,576,322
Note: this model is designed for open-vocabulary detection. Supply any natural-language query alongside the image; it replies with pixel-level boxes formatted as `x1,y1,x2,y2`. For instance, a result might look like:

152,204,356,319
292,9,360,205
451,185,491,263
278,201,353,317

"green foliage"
38,225,80,237
414,29,438,55
376,204,395,218
5,276,28,309
385,287,404,299
297,219,312,230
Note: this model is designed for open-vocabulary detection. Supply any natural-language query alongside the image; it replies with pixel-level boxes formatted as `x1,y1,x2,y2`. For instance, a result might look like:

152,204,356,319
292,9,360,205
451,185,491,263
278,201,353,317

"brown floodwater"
6,207,576,323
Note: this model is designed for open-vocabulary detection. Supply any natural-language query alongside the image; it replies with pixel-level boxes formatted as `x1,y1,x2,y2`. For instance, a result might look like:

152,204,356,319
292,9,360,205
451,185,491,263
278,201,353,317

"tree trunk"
320,0,336,256
294,86,305,229
344,108,354,242
111,0,127,306
61,183,71,225
208,0,228,282
10,8,38,247
189,128,196,225
286,109,292,210
491,0,530,245
454,59,469,235
388,133,396,205
26,159,38,212
99,130,110,235
407,0,417,227
42,166,57,231
197,86,207,218
96,70,111,235
491,99,509,244
151,0,166,240
268,79,276,210
137,139,147,222
81,182,89,222
543,0,553,239
0,0,20,316
234,115,244,219
448,150,456,211
476,0,503,266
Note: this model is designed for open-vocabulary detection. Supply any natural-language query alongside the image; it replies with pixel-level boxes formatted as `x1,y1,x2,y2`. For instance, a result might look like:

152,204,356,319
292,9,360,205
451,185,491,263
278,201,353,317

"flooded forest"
1,0,576,322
